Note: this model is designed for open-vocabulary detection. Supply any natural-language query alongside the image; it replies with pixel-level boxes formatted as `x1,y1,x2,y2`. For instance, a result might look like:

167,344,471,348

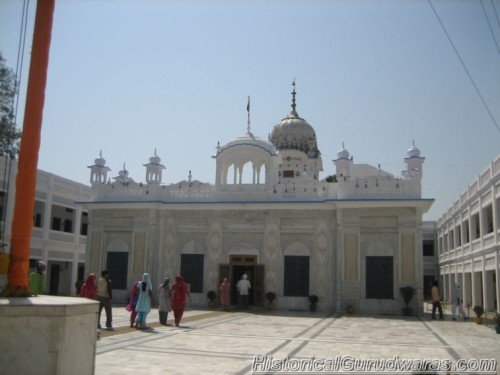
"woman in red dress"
171,275,191,327
80,273,97,299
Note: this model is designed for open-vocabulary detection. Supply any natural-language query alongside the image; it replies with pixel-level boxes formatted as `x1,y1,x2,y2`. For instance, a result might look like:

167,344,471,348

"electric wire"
1,0,30,246
491,0,500,27
428,0,500,135
13,0,30,127
480,0,500,54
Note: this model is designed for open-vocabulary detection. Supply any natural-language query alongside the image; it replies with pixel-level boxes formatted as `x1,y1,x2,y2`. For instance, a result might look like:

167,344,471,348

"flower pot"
208,300,216,308
475,317,482,325
267,302,276,311
309,304,317,312
495,324,500,334
346,305,355,314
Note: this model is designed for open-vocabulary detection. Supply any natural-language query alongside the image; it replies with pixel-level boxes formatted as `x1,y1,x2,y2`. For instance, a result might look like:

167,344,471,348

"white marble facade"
84,85,433,314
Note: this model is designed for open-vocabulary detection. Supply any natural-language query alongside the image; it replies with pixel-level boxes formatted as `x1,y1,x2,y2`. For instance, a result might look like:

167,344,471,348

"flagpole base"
1,284,31,297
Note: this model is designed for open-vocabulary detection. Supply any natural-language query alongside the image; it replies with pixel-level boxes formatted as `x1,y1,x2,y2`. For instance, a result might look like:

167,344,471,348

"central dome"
268,83,320,158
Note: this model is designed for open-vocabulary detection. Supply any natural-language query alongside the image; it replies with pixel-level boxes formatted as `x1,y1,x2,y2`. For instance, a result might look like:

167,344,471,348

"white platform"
0,295,99,375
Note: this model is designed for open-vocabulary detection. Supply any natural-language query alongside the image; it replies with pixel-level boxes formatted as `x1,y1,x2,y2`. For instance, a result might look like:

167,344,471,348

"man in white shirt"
97,270,113,330
236,274,251,309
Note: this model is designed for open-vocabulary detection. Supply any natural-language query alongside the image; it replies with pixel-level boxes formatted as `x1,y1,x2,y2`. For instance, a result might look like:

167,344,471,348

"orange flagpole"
4,0,56,296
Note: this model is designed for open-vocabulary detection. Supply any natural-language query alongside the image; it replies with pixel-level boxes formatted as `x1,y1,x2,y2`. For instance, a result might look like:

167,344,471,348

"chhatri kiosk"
84,85,433,314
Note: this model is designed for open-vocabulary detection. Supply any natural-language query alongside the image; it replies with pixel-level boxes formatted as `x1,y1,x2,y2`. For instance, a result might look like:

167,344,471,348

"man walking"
97,270,113,330
431,280,444,320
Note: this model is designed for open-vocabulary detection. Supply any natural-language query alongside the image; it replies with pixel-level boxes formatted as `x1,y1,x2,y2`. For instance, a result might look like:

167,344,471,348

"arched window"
240,161,254,184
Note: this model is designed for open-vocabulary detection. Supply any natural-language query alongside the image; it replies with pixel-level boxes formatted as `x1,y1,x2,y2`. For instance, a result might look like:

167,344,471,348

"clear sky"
1,0,499,221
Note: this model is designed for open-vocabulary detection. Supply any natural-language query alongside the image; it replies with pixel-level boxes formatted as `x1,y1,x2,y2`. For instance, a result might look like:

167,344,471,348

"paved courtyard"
95,306,499,374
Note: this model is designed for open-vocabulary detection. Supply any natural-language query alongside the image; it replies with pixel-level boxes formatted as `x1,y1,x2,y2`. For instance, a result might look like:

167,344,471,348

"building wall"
422,221,438,299
85,204,423,314
0,155,90,295
437,155,500,313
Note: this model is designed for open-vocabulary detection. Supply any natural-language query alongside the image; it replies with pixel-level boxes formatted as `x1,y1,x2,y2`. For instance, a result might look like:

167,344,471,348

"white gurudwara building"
83,85,433,314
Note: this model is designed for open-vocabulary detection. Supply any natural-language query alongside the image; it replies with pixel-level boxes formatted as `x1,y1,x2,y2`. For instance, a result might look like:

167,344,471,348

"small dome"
149,156,161,164
219,132,277,156
148,149,161,164
94,157,105,167
336,143,350,160
118,168,129,178
407,141,421,158
113,163,134,183
93,151,107,167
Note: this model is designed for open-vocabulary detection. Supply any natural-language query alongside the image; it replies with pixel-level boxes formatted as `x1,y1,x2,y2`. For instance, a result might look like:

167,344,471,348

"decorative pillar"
311,217,332,310
262,215,280,295
206,214,223,291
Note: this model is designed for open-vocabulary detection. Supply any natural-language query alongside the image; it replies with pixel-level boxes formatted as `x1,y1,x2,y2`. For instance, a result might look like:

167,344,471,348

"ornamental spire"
246,96,251,135
290,78,298,117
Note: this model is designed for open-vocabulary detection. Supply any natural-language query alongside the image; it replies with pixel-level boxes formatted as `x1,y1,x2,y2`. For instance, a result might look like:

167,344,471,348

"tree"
0,52,21,158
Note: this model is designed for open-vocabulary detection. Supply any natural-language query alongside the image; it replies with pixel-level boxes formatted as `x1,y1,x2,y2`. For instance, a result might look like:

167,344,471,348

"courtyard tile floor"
95,307,500,374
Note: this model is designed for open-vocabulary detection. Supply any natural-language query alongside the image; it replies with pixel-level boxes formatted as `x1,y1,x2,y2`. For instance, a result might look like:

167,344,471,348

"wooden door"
254,264,264,306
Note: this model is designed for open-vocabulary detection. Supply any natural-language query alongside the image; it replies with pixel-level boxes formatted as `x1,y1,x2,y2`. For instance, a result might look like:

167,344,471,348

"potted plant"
473,305,484,324
494,312,500,334
399,286,416,316
308,295,319,312
207,290,217,308
265,292,277,310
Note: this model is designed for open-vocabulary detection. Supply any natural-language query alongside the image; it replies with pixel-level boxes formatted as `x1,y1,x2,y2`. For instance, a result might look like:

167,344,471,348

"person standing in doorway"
220,277,230,311
97,270,113,330
171,275,191,327
236,274,251,309
451,283,467,321
431,280,444,320
29,260,46,295
158,278,172,325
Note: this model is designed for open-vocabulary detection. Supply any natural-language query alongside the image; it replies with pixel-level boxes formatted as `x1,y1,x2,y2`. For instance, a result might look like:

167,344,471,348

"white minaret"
144,149,166,184
87,151,111,184
403,140,425,180
333,142,353,178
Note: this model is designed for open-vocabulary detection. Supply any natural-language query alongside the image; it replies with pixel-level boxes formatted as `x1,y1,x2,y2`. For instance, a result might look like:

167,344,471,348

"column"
206,214,223,292
496,250,500,313
42,174,54,263
492,183,498,242
262,214,280,295
481,256,487,310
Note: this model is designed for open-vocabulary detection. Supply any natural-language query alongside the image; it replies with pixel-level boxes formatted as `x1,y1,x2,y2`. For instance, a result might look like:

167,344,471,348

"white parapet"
0,295,99,375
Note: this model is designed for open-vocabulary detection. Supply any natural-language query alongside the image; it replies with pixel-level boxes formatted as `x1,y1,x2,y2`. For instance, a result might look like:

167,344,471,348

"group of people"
78,271,251,330
430,280,467,321
127,274,191,329
79,271,191,330
79,270,113,329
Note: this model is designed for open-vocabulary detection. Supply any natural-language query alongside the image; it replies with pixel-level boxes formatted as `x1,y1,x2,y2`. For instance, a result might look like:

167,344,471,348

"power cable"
491,0,500,27
480,0,500,54
1,0,30,245
428,0,500,135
